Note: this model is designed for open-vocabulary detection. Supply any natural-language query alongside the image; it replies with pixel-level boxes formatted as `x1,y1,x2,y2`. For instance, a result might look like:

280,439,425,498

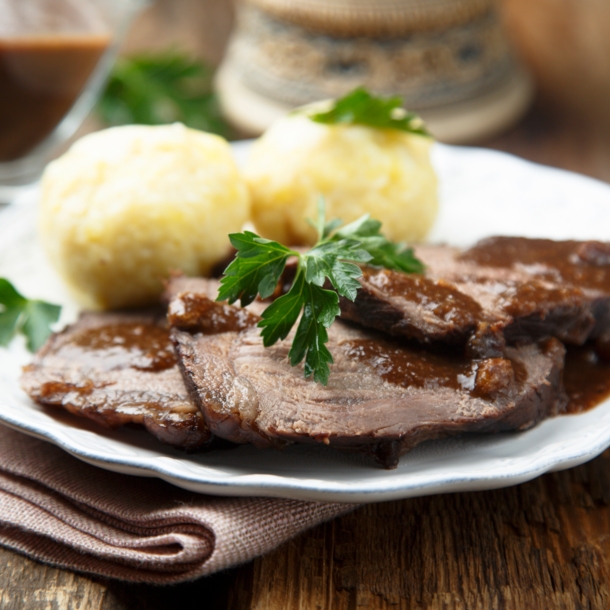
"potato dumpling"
40,124,250,310
244,111,438,246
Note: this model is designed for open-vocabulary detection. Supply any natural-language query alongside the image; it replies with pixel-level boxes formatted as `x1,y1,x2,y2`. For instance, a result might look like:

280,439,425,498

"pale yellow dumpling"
40,124,250,310
244,111,438,246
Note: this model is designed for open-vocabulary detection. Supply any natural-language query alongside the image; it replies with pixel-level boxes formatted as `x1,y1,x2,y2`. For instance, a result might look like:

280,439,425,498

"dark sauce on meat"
168,293,259,334
344,338,474,390
564,345,610,413
459,237,610,413
495,279,585,318
21,313,211,450
344,330,610,411
364,267,483,325
343,338,519,399
346,335,610,412
460,237,610,293
70,323,176,372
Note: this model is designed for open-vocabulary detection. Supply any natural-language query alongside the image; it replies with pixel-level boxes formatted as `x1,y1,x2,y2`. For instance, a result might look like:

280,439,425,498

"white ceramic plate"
1,142,610,504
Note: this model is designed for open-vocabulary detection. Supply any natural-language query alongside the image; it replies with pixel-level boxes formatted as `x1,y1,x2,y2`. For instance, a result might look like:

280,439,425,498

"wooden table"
2,1,610,608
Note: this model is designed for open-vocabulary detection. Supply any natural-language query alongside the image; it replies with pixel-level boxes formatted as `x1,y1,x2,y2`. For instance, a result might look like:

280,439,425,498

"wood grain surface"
227,449,610,609
1,0,610,608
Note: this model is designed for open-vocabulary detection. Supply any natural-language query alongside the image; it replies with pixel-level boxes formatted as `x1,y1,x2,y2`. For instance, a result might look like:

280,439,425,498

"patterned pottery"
216,0,533,142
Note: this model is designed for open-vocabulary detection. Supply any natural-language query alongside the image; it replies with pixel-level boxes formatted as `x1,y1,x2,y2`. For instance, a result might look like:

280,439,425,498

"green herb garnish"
309,86,430,137
0,279,61,352
98,51,230,137
217,200,423,385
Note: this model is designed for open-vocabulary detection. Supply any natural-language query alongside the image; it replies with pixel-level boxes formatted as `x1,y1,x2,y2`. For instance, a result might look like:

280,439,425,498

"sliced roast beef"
21,312,210,450
459,237,610,288
337,238,610,356
168,287,567,469
163,275,220,304
337,267,484,346
456,236,610,342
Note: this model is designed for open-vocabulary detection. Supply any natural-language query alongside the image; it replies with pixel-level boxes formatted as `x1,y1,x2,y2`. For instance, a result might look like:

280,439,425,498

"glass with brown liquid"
0,0,145,202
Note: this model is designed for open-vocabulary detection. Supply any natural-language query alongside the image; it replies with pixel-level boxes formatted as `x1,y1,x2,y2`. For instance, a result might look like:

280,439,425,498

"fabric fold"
0,425,355,583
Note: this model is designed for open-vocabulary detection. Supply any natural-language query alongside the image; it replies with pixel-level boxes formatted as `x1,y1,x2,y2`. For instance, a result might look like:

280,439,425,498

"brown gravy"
460,236,610,294
564,345,610,413
364,267,483,324
168,293,260,334
457,236,610,413
343,338,476,391
342,337,527,399
0,35,110,162
345,335,610,412
68,322,177,373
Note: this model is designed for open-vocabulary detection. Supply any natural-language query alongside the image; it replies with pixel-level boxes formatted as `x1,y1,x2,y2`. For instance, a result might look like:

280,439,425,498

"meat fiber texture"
168,280,567,468
21,312,210,451
338,238,610,358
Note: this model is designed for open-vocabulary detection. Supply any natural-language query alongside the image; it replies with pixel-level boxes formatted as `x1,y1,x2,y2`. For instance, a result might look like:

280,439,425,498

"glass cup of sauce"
0,0,146,202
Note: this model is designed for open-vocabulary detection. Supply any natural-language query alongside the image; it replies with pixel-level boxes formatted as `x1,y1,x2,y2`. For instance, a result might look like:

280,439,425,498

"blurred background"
106,0,610,179
3,0,610,184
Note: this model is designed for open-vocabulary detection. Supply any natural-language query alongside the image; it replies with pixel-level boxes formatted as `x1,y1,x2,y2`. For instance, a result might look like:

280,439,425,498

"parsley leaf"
217,232,297,306
334,215,425,274
217,201,424,384
289,283,339,386
258,272,308,346
303,240,371,299
98,51,230,137
309,87,430,137
0,279,61,351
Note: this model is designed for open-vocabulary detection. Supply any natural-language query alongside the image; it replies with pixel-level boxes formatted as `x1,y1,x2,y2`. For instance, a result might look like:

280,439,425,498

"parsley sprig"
217,201,423,385
0,279,61,352
98,51,230,137
309,87,430,137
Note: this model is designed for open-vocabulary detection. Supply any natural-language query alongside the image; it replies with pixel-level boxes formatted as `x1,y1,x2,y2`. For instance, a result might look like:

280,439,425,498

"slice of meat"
459,237,610,290
169,289,567,469
163,274,221,304
164,274,267,323
337,266,485,347
456,236,610,342
21,312,211,450
338,238,610,356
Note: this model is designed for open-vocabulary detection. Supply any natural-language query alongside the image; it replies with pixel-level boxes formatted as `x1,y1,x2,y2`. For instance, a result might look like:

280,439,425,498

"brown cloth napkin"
0,425,356,584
